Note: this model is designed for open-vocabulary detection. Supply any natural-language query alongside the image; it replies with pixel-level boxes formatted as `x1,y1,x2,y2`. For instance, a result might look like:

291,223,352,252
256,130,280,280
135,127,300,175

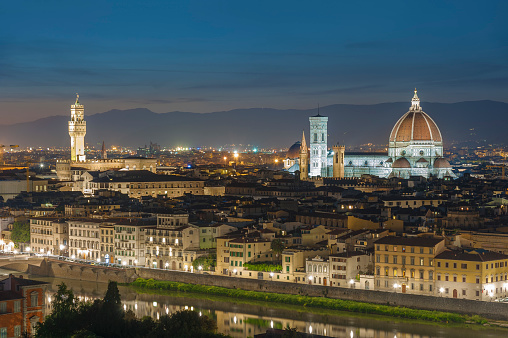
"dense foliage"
11,221,30,243
35,281,229,338
192,253,217,271
270,239,285,258
243,262,282,272
130,278,488,324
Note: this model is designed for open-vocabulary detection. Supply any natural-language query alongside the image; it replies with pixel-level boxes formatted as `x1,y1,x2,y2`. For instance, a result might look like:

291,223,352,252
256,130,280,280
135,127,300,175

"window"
14,300,20,313
437,261,441,268
14,326,21,337
0,328,6,338
0,303,6,314
461,264,467,269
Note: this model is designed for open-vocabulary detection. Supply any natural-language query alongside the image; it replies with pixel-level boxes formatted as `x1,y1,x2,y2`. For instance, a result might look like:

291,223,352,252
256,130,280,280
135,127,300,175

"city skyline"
1,1,508,123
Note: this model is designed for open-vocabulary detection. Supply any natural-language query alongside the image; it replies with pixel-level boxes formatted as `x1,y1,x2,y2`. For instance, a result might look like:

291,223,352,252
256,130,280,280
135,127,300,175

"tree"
270,239,285,258
35,283,81,337
192,253,217,271
11,221,30,243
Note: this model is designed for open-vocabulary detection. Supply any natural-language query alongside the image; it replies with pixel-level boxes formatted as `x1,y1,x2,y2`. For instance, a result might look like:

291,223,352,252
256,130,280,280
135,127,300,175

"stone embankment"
5,257,508,321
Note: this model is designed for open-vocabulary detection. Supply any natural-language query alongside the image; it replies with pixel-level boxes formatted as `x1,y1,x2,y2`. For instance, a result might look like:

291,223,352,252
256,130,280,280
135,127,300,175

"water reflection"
7,271,506,338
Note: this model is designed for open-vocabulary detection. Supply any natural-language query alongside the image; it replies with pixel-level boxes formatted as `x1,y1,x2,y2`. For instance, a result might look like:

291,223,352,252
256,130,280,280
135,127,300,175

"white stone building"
68,220,100,261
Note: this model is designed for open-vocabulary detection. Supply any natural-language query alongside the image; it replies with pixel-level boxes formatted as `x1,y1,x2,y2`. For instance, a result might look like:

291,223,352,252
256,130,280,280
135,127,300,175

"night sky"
1,1,507,124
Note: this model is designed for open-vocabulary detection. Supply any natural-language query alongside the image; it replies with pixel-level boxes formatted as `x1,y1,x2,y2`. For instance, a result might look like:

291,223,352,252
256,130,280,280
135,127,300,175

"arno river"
3,269,507,338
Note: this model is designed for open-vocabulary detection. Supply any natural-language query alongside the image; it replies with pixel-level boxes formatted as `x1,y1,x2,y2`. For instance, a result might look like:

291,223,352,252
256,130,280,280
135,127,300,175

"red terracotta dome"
434,157,451,168
392,157,411,168
389,90,442,143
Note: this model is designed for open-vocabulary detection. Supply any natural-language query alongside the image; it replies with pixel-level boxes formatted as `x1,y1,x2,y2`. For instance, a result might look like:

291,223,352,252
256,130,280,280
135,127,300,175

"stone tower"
309,110,328,177
101,141,107,159
69,94,86,162
332,144,345,178
299,130,309,180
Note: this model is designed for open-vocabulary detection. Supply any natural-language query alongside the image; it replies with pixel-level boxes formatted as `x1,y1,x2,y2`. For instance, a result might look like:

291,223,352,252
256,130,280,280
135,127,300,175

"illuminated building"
287,90,456,179
57,96,157,181
68,94,86,162
435,249,508,300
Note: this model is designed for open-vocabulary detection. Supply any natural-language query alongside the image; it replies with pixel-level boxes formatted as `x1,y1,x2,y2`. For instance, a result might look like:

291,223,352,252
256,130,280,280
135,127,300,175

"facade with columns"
284,90,456,179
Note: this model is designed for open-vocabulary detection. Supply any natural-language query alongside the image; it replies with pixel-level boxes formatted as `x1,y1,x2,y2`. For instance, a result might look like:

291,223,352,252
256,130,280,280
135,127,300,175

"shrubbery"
130,278,487,324
243,262,282,272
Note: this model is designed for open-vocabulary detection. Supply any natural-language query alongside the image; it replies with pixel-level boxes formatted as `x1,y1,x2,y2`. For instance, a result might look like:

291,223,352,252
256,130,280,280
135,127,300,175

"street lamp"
349,279,355,288
269,272,274,278
439,287,445,296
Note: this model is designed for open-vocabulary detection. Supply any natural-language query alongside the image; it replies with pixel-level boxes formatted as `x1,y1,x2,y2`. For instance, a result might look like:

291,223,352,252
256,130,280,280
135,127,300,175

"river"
3,269,507,338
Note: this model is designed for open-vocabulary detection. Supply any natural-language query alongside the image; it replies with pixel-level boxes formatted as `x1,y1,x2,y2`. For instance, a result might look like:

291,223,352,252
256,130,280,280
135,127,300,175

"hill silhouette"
0,101,506,148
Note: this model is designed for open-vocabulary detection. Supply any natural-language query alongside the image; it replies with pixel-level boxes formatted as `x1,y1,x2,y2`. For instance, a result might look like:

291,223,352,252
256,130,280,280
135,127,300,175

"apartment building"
435,249,508,301
114,219,153,266
29,218,68,256
281,247,329,283
0,274,48,337
99,223,115,263
196,223,237,249
374,236,445,295
68,220,100,261
329,252,372,288
83,170,204,199
145,224,201,271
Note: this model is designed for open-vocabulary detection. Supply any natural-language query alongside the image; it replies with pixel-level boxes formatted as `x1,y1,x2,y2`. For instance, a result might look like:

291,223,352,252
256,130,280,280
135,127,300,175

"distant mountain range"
1,100,507,149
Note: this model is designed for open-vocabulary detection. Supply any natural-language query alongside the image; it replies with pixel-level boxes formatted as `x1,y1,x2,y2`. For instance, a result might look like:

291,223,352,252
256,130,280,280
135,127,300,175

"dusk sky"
1,1,507,124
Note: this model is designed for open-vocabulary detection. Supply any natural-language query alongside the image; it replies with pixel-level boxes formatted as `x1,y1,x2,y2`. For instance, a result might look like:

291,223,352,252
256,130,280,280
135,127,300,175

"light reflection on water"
3,270,506,338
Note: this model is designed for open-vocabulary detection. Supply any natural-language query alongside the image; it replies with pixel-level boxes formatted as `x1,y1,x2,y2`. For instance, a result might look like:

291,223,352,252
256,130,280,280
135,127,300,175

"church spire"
75,93,80,105
299,130,308,180
300,130,307,150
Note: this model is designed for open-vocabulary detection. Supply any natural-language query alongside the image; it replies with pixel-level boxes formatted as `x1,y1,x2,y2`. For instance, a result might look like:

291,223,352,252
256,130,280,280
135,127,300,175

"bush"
243,262,282,272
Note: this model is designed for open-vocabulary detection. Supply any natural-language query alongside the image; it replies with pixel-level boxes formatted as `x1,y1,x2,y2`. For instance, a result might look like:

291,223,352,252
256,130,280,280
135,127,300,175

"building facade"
68,220,100,261
374,236,446,295
435,249,508,301
30,218,68,256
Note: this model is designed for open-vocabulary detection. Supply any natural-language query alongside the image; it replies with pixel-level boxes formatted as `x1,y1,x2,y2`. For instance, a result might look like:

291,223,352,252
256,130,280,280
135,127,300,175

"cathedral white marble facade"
284,90,456,179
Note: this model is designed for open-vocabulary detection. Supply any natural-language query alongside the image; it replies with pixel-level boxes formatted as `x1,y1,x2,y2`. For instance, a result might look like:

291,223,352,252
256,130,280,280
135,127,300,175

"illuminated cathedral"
284,90,456,179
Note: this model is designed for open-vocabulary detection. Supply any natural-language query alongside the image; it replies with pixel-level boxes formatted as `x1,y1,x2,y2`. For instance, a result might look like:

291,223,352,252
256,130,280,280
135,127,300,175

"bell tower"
299,130,309,180
332,144,345,178
309,109,328,177
69,94,86,162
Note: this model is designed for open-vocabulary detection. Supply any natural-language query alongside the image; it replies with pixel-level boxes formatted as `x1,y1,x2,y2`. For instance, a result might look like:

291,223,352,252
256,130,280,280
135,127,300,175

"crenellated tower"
332,144,345,178
69,94,86,162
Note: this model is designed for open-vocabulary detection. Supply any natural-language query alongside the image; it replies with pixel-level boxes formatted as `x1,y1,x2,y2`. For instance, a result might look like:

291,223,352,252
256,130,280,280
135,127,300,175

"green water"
3,269,507,338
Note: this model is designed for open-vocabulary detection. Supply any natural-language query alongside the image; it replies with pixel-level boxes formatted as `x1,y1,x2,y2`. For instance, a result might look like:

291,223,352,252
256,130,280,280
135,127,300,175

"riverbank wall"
16,258,508,321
